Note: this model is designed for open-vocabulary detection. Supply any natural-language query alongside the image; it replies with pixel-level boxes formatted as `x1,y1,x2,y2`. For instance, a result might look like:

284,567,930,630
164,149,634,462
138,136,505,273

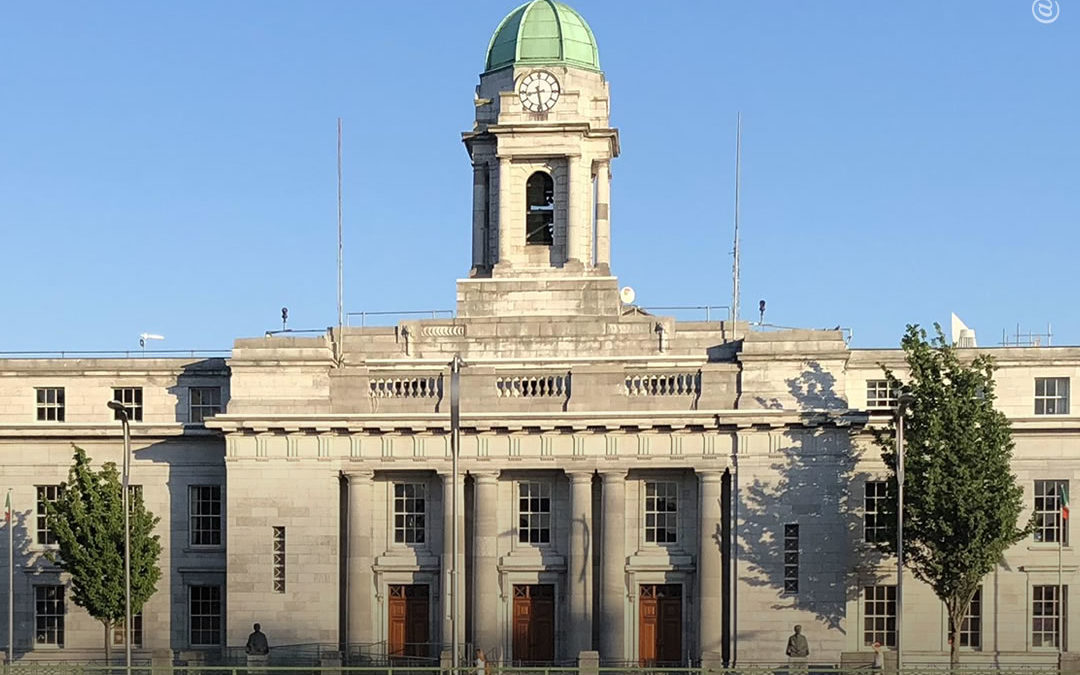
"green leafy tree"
874,325,1030,667
45,446,162,662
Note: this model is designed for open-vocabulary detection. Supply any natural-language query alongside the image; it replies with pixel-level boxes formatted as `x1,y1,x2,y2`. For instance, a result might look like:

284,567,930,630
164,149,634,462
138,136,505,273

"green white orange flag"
1061,484,1070,521
3,490,9,523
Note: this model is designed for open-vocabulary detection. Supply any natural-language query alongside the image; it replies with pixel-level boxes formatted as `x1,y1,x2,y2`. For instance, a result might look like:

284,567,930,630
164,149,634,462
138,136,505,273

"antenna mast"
337,118,344,330
731,113,742,341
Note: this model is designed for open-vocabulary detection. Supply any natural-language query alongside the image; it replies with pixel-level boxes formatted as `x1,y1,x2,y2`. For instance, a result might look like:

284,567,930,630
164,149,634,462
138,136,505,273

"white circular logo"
1033,0,1061,24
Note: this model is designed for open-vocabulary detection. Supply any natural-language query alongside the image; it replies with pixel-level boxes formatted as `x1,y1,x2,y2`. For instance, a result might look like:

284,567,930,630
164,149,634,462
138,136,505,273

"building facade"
2,0,1079,668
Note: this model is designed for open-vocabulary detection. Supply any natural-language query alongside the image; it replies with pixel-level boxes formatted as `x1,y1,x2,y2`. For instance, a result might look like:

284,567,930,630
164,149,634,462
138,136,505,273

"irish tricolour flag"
3,490,10,523
1061,484,1071,521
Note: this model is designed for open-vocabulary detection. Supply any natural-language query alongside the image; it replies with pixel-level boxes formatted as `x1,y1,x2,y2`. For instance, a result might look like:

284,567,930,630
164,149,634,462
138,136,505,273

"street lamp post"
895,393,914,672
106,400,132,673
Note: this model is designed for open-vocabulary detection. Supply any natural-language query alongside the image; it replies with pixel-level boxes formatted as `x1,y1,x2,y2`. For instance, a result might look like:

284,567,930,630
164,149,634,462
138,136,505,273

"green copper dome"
485,0,600,73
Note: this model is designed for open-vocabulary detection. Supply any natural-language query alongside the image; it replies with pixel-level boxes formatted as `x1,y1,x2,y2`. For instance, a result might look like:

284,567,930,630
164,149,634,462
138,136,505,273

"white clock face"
518,70,560,113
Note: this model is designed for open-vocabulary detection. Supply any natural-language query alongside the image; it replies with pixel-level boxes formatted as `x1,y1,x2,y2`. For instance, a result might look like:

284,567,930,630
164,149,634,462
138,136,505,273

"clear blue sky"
1,1,1076,352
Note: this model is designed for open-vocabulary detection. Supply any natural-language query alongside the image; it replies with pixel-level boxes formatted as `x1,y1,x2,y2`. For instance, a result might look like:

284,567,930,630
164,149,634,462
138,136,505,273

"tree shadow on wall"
739,362,886,633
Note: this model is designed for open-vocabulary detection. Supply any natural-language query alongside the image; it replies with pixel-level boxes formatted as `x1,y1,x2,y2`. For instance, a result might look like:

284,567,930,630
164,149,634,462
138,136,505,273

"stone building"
1,0,1079,668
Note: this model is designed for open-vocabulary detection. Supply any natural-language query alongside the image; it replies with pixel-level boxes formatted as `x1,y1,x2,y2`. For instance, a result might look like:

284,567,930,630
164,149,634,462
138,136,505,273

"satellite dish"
620,286,636,305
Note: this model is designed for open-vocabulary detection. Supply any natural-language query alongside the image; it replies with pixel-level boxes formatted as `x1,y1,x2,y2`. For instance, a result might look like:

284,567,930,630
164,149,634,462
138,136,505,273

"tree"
45,446,162,662
874,325,1030,667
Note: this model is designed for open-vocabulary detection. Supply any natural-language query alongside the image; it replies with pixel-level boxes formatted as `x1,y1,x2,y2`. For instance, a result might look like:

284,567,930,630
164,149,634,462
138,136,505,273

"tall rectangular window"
189,586,222,646
866,380,898,409
393,483,426,544
1034,480,1068,544
35,387,65,422
36,485,63,545
644,481,678,544
111,387,144,422
112,611,143,646
189,386,222,423
35,585,65,646
189,485,222,547
1035,378,1070,415
949,588,982,649
1033,585,1067,648
784,523,799,594
273,526,286,593
518,482,551,544
863,585,897,647
864,481,887,543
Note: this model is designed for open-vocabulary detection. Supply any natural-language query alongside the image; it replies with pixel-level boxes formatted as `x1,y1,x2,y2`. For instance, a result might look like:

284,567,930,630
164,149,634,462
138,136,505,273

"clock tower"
460,0,620,317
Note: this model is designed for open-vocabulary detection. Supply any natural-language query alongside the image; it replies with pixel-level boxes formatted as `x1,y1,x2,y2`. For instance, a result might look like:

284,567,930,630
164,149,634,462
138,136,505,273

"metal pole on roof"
731,113,742,342
337,118,345,331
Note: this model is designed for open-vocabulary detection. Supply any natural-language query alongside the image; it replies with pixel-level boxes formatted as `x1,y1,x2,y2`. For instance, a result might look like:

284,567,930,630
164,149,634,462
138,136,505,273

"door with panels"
512,584,555,664
388,584,430,662
639,584,682,666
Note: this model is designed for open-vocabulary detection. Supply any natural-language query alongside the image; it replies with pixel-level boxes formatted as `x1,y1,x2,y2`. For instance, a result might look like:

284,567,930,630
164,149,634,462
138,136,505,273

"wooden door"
388,584,430,660
512,584,555,664
639,584,682,666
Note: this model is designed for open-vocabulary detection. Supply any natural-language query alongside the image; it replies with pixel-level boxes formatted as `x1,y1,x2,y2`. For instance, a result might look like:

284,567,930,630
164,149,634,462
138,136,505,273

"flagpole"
1060,483,1067,652
7,488,13,665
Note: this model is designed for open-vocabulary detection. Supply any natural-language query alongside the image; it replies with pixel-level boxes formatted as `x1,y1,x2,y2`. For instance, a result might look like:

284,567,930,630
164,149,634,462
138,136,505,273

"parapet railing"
0,666,1065,675
346,310,455,328
0,349,230,359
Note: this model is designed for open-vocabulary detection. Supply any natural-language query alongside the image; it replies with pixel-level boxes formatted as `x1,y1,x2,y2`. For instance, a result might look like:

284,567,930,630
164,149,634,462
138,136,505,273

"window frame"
112,611,143,647
863,584,897,648
643,480,679,545
864,481,888,543
35,387,65,422
273,526,286,593
1032,584,1067,649
866,380,898,409
783,523,799,594
1035,377,1070,416
111,387,144,422
35,485,63,546
1034,480,1069,545
34,584,65,647
393,482,427,545
516,481,552,546
188,585,222,647
188,485,223,548
189,386,222,424
524,170,555,246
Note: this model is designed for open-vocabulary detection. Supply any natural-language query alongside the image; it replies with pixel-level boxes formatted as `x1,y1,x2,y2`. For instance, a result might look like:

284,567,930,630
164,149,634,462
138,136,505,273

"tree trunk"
103,620,112,670
948,609,963,672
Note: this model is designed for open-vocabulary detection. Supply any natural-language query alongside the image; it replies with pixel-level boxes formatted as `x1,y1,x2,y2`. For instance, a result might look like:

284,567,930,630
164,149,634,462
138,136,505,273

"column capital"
598,469,627,482
469,470,500,485
697,469,725,483
345,469,375,482
566,470,595,484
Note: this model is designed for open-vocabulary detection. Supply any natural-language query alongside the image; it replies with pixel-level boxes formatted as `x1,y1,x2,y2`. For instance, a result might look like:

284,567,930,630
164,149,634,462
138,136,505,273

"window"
273,526,286,593
525,171,554,246
518,482,551,544
866,380,898,409
112,387,144,422
863,585,897,647
1035,378,1070,415
864,481,887,543
784,524,799,594
190,386,222,423
35,585,65,646
36,485,62,545
189,485,222,547
393,483,426,544
644,481,678,544
35,387,65,422
1034,480,1068,544
189,586,222,646
1033,585,1067,648
112,611,143,646
948,588,981,649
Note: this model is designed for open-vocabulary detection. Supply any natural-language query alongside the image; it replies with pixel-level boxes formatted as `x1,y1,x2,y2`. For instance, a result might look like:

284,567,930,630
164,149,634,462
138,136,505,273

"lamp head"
107,400,125,412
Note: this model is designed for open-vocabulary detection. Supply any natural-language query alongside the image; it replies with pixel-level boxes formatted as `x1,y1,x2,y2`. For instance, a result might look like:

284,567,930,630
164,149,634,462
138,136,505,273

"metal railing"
345,311,455,328
0,666,1066,675
637,306,730,322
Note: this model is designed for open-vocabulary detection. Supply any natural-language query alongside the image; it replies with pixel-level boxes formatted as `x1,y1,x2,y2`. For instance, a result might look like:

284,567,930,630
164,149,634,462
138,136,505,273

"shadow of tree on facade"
739,362,886,634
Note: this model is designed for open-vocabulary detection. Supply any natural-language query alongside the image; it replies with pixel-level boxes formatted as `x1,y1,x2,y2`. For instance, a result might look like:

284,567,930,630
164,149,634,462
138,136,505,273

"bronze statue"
786,625,810,658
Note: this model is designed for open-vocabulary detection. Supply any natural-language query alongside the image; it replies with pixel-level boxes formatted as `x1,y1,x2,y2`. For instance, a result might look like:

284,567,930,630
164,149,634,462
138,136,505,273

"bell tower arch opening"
525,171,555,246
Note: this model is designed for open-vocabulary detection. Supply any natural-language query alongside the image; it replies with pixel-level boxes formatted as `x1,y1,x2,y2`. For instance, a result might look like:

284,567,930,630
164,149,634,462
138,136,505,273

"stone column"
567,471,595,658
472,163,489,270
472,472,500,654
566,155,588,265
599,470,626,662
698,470,724,656
347,470,376,646
595,161,611,269
440,472,466,649
497,157,514,268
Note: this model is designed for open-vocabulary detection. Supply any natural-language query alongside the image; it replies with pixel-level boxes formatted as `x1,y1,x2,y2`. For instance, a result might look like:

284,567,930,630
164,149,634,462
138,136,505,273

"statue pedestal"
787,656,809,675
